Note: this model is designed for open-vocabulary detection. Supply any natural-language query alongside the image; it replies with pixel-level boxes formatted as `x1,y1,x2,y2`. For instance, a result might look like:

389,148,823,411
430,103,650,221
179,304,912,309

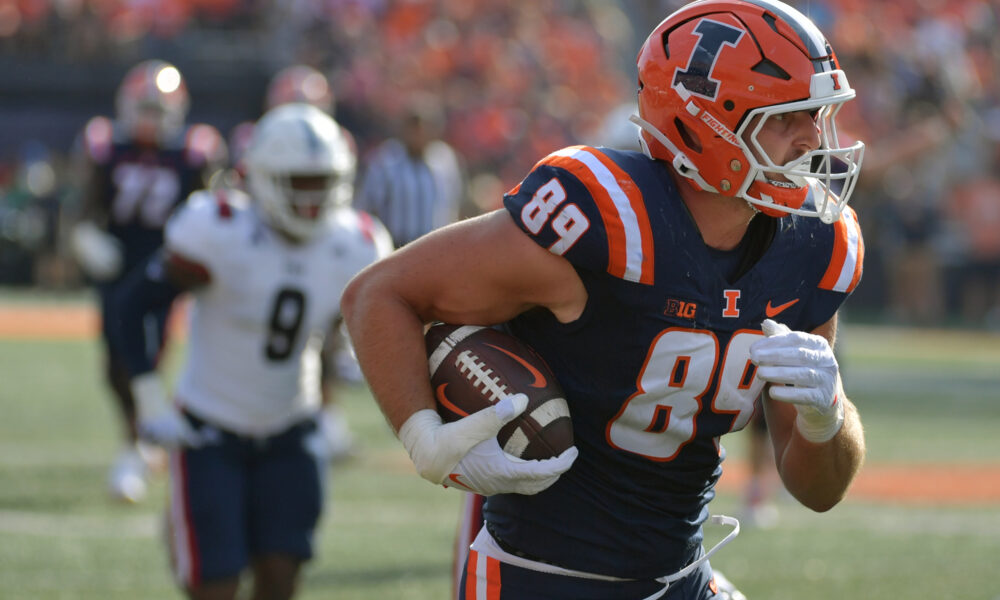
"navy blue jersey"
487,145,863,579
80,116,225,277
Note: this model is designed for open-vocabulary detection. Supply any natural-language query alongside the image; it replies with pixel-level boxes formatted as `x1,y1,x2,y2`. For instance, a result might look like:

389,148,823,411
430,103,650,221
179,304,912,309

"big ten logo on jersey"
663,297,698,320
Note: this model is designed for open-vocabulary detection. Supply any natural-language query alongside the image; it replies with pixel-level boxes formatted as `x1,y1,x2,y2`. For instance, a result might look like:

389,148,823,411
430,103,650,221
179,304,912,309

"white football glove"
444,438,578,496
749,319,845,443
397,393,577,495
71,221,123,281
132,373,203,449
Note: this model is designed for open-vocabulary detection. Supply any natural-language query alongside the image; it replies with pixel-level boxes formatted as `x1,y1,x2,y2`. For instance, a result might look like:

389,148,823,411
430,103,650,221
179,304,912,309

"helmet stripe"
741,0,833,70
298,118,321,156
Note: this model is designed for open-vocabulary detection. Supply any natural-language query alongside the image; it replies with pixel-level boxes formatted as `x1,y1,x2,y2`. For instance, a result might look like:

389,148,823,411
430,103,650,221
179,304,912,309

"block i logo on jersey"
722,289,740,318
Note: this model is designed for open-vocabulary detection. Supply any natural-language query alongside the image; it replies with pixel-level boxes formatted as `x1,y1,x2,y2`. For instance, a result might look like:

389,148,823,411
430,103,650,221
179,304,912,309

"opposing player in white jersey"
111,102,391,600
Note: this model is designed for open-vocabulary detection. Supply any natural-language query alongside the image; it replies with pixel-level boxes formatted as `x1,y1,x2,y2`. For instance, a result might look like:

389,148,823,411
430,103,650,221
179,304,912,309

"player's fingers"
548,445,578,472
514,476,561,495
517,446,578,481
766,382,825,407
761,319,791,337
755,365,814,386
751,343,832,368
447,393,528,447
495,393,529,422
513,448,578,493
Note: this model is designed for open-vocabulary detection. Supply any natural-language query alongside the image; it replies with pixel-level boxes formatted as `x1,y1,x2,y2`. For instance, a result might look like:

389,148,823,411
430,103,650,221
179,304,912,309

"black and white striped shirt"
354,139,462,247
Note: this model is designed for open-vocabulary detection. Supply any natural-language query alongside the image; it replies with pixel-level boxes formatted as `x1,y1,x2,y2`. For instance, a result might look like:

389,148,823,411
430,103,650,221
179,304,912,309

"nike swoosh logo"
765,298,799,318
485,343,547,388
435,384,470,417
447,473,474,491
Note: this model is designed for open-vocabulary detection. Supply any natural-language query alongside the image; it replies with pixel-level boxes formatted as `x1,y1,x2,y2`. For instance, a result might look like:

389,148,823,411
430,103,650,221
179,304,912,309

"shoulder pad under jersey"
330,208,394,264
82,116,114,164
183,123,228,170
503,145,656,285
165,188,249,267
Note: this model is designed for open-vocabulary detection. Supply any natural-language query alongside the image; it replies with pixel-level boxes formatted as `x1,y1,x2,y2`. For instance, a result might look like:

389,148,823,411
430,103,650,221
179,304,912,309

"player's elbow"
340,269,370,330
341,264,392,336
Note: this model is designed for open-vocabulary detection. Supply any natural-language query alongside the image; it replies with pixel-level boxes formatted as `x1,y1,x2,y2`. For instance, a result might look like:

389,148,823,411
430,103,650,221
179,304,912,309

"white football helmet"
244,103,356,241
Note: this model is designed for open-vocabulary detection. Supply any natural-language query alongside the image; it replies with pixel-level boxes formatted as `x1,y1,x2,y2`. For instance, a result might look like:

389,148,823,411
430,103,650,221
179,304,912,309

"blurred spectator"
354,95,464,247
943,124,1000,329
0,141,61,286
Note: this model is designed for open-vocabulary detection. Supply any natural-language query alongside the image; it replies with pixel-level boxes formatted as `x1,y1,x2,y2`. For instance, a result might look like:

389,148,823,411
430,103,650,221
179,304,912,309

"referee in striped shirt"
354,98,464,247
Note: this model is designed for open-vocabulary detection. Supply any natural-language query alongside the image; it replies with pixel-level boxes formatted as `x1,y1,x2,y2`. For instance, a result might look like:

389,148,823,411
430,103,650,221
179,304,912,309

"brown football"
425,323,573,460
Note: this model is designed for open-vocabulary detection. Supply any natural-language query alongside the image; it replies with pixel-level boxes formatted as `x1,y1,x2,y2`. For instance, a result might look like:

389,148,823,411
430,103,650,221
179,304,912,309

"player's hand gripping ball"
425,323,573,460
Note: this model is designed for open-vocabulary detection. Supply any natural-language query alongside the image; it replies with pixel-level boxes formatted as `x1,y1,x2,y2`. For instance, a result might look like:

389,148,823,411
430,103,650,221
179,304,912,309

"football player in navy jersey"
69,59,227,503
343,1,867,598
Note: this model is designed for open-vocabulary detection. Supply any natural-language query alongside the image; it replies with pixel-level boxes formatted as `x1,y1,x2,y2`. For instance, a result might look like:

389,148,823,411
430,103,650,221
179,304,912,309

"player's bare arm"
758,313,866,512
342,209,586,432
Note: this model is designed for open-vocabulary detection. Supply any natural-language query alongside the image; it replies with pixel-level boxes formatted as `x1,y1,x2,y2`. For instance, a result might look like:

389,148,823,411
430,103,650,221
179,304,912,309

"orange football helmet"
115,59,190,145
635,0,864,223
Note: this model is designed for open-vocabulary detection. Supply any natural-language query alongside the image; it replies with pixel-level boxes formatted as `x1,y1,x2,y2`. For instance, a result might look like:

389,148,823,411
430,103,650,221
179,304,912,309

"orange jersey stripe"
589,149,655,283
487,555,502,600
465,548,502,600
847,209,865,291
819,206,863,293
464,549,477,600
819,217,848,291
538,146,654,284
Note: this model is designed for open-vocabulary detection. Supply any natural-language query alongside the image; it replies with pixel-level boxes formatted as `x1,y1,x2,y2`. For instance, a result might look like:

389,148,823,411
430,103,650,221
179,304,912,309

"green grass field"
1,300,999,599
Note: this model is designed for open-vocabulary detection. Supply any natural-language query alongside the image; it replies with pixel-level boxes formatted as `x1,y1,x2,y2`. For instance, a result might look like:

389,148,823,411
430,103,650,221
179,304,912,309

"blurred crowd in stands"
1,0,1000,329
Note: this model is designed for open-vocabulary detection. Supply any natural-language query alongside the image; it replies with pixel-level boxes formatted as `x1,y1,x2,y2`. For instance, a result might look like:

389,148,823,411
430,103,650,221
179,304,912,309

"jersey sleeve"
183,123,228,172
502,145,655,285
801,205,865,329
164,189,241,273
336,208,394,270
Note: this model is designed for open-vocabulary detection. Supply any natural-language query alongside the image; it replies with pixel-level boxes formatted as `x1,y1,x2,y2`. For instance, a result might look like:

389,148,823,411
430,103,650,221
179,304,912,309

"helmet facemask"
251,170,351,242
737,90,865,223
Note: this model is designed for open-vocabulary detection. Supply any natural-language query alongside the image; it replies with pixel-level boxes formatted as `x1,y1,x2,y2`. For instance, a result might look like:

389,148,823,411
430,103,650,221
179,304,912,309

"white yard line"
0,509,160,539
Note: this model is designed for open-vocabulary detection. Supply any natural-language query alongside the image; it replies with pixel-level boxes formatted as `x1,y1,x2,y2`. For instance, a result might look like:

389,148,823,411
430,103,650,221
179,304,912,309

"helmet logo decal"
672,19,745,100
298,119,321,156
830,72,841,90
